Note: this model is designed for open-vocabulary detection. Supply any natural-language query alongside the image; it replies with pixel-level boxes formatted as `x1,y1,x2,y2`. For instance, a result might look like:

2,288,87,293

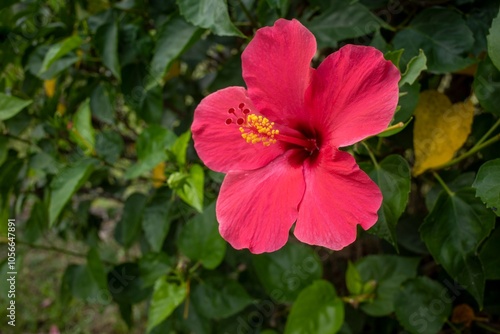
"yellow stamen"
239,114,279,146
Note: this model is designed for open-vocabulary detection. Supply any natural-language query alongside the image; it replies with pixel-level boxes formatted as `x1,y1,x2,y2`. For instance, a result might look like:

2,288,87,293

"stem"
183,278,191,319
380,122,404,135
13,239,117,265
3,132,34,146
432,171,454,196
476,322,500,334
434,134,500,169
188,261,202,274
366,121,406,140
473,118,500,149
341,293,375,308
445,320,461,334
361,141,379,168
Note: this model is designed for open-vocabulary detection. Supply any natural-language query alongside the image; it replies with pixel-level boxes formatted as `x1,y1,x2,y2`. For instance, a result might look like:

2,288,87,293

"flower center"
225,103,319,152
225,103,279,147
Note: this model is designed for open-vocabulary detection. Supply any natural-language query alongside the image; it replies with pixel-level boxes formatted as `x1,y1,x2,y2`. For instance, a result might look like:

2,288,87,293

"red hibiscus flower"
191,19,400,253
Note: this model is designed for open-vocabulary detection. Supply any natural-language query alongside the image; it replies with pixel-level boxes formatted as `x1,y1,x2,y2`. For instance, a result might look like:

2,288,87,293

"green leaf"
169,164,204,212
191,275,252,319
479,227,500,280
27,45,79,80
114,192,148,248
177,0,244,37
393,8,474,73
0,0,17,10
170,130,191,166
178,202,226,269
149,15,200,87
284,280,344,334
488,7,500,70
473,56,500,116
95,130,124,164
364,155,411,248
40,35,82,74
108,263,152,304
394,277,452,334
49,160,94,226
125,125,176,179
149,317,174,334
142,188,174,252
87,248,108,291
0,93,32,121
345,261,363,296
356,255,419,316
466,1,500,56
252,242,323,303
370,29,388,53
425,173,476,212
63,264,103,302
71,99,95,155
173,296,211,333
384,49,404,68
139,252,172,288
394,82,420,124
139,85,163,124
420,188,496,307
24,200,48,243
95,22,121,80
208,55,245,92
266,0,289,16
473,158,500,215
90,83,115,124
147,277,187,333
29,151,62,175
0,158,23,206
304,0,382,48
118,303,133,328
399,49,427,87
0,136,7,166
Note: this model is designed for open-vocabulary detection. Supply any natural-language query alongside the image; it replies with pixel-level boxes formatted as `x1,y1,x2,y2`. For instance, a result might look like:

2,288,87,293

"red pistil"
276,133,318,152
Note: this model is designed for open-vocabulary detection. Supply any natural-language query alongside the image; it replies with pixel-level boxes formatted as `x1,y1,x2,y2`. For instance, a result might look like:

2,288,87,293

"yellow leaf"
152,162,166,188
44,78,56,98
413,90,474,176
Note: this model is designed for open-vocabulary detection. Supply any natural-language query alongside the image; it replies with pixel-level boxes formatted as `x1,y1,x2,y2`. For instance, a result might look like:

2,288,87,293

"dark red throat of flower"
275,134,319,152
225,103,319,153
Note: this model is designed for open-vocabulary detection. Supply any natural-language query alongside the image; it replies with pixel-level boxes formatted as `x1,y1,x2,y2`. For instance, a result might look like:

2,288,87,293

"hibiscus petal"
307,45,400,147
294,148,381,250
242,19,316,129
217,150,305,253
192,86,285,173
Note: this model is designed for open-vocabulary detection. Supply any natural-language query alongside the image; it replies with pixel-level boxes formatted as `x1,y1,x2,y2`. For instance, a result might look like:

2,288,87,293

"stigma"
225,103,279,146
